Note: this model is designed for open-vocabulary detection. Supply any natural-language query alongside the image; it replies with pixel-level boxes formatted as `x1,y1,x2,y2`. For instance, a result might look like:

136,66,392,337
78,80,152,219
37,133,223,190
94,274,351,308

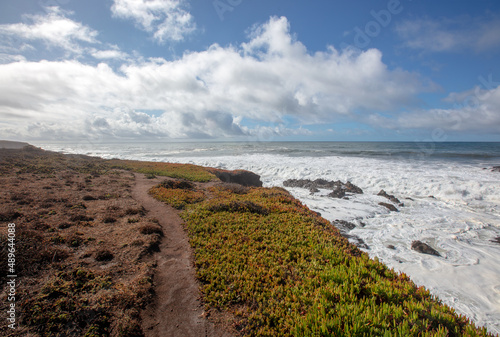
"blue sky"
1,0,500,142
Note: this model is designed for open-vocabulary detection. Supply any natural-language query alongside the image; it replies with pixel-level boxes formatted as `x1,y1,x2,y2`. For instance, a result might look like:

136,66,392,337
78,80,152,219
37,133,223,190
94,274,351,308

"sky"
1,0,500,142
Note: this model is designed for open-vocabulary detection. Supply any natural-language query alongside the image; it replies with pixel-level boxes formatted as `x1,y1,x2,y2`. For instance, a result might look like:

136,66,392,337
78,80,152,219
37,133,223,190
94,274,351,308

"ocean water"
36,141,500,334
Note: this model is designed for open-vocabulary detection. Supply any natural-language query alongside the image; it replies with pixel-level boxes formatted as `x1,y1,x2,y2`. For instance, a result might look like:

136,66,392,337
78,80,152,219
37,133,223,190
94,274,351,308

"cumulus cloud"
111,0,196,43
395,15,500,53
368,84,500,134
0,16,432,140
0,7,99,55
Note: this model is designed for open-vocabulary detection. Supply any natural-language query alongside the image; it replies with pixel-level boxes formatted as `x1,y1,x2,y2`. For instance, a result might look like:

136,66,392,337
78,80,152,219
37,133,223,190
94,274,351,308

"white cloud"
368,85,500,134
0,7,99,54
395,15,500,53
111,0,196,43
0,16,432,140
91,48,130,60
0,54,26,64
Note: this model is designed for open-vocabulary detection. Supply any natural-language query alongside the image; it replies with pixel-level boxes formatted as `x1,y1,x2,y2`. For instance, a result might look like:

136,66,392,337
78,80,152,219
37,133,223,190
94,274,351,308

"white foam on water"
35,144,500,334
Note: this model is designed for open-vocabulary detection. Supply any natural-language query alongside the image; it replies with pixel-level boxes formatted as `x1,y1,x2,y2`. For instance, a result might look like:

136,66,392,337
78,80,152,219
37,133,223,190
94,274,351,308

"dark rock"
492,166,500,172
328,186,346,199
405,197,414,201
345,234,370,250
379,202,398,212
284,178,363,199
213,170,262,187
490,237,500,244
332,220,356,232
411,240,441,256
283,178,334,189
387,245,396,250
345,181,363,194
309,187,320,194
378,190,403,206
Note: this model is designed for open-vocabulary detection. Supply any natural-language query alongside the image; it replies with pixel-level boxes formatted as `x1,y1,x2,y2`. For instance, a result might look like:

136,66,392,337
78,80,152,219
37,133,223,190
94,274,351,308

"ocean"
36,141,500,334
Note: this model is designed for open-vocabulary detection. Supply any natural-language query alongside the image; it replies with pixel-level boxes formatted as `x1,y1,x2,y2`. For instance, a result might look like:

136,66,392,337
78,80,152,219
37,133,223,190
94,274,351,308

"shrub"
125,207,146,216
103,217,117,224
159,179,195,190
95,250,114,262
139,224,164,236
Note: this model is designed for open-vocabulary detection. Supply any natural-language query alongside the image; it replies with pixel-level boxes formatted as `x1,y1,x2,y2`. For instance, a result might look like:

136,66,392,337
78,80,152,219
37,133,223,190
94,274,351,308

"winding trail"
132,173,233,337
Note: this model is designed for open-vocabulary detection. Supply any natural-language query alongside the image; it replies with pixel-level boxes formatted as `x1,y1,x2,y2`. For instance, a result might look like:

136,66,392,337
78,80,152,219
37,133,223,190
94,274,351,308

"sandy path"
132,173,233,337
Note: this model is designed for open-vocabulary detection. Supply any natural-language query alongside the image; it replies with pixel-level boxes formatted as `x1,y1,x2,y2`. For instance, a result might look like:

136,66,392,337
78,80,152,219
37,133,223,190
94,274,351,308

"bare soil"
134,173,233,337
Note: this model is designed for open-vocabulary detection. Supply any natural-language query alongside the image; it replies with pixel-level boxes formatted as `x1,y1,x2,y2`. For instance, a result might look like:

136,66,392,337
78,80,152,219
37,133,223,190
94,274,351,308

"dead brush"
159,179,194,190
139,223,164,236
125,206,146,216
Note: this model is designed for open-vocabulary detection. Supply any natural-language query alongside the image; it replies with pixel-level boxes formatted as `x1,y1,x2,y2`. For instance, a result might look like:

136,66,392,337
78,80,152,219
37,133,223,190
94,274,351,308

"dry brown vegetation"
0,147,162,336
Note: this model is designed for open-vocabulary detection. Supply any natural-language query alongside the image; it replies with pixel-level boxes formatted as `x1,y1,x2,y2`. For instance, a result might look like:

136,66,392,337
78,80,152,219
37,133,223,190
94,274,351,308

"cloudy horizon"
1,0,499,142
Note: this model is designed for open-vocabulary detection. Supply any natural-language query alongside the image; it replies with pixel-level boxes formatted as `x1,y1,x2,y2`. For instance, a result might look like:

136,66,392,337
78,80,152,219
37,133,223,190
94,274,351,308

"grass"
107,159,216,182
22,267,152,336
0,147,160,336
151,183,491,336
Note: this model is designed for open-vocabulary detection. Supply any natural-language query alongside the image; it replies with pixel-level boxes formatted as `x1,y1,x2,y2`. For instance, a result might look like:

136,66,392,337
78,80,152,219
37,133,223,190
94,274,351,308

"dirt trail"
132,173,233,337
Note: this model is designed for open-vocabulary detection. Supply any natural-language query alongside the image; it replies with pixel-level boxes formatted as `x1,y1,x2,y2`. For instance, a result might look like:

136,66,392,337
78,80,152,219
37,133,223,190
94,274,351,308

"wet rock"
378,189,404,206
283,178,363,198
213,169,262,187
347,235,370,250
328,186,346,199
490,237,500,244
411,240,441,256
387,245,396,250
332,220,356,232
345,181,363,194
492,166,500,172
309,187,320,194
379,202,398,212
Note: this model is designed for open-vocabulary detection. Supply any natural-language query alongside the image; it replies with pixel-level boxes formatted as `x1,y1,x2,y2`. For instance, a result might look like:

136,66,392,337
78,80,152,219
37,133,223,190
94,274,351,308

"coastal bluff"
0,140,31,149
0,144,493,336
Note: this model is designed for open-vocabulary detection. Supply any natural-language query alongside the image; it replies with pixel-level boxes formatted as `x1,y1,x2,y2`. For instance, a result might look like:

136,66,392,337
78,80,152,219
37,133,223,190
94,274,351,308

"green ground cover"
107,159,216,182
152,182,491,336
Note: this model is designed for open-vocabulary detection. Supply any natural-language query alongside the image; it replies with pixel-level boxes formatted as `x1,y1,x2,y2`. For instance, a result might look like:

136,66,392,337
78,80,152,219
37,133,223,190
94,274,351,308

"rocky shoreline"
282,177,450,257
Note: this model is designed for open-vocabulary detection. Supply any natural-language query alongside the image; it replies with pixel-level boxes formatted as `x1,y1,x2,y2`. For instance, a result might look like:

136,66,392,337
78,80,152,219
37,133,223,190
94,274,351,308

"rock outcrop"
0,140,30,149
283,178,363,199
378,190,404,206
411,240,441,256
213,169,263,187
379,202,398,212
332,220,369,250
